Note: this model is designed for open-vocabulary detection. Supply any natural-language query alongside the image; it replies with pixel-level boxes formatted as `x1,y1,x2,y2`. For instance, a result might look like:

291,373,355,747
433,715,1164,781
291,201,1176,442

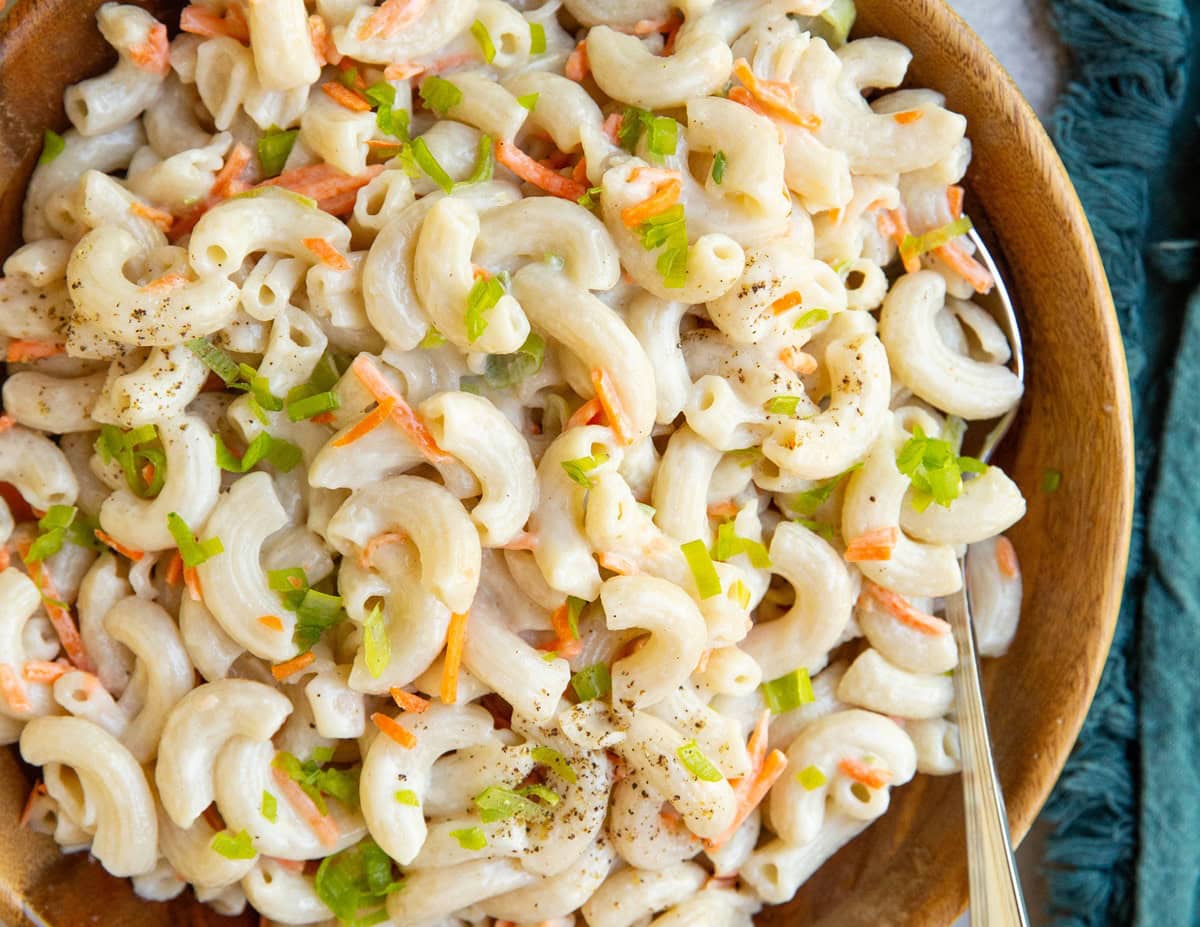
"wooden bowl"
0,1,1133,925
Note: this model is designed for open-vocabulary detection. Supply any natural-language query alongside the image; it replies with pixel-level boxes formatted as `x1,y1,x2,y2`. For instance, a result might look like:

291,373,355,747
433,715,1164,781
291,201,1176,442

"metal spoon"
943,229,1030,926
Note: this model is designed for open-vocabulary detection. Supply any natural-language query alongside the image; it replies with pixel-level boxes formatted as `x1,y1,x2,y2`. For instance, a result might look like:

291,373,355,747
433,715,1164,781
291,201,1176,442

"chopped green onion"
273,749,361,816
96,424,167,499
257,127,298,178
470,20,496,62
420,76,462,116
794,517,834,542
483,332,545,388
184,338,240,383
796,764,827,790
261,790,277,823
764,395,802,416
711,522,771,568
517,92,539,110
566,596,586,639
314,837,403,924
364,81,394,110
286,389,340,422
234,363,284,414
338,66,361,89
617,108,678,160
268,567,308,610
24,505,91,563
761,668,815,714
570,662,611,702
210,829,256,860
530,745,577,783
896,424,987,511
711,150,727,185
790,464,861,516
728,578,751,609
363,602,390,679
676,740,723,782
815,0,856,46
637,203,689,288
418,327,447,349
408,136,454,193
455,133,495,188
394,789,419,806
577,186,603,210
473,785,552,823
294,588,346,652
39,129,65,165
465,274,505,342
166,512,223,568
311,746,335,764
519,784,561,807
561,448,608,488
365,82,410,141
450,827,488,851
728,447,762,468
215,432,302,474
459,375,486,395
793,308,830,329
681,539,721,599
1042,468,1062,493
900,216,973,260
529,21,546,55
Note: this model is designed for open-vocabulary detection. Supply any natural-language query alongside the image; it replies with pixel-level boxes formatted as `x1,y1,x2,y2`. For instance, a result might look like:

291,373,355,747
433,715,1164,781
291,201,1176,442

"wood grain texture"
0,1,1133,926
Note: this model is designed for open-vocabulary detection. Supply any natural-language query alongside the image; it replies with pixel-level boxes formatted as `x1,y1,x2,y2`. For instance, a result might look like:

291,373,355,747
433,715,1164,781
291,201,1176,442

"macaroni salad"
1,0,1027,923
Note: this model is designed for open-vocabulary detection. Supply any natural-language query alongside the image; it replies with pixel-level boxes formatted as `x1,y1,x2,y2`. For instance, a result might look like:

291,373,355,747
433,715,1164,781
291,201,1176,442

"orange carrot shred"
183,565,203,601
258,162,385,210
995,535,1019,578
591,366,633,445
358,0,431,41
165,551,183,586
566,397,604,429
272,652,316,680
934,240,995,294
22,660,68,684
332,397,396,447
270,766,339,847
879,208,921,275
500,531,538,551
705,748,788,850
843,527,900,562
180,4,250,42
770,291,803,315
303,237,352,271
0,416,14,433
838,756,894,789
707,500,740,520
359,531,408,569
308,14,338,66
0,664,30,713
892,110,924,125
130,200,175,231
548,602,583,659
731,59,820,129
211,142,253,199
597,551,639,575
372,711,417,748
321,81,373,112
947,185,965,218
350,355,453,463
6,340,65,363
565,39,590,81
859,579,951,636
311,411,336,425
139,272,188,294
385,61,425,81
19,782,47,828
494,138,588,201
129,22,170,75
93,530,145,562
602,112,623,143
18,545,93,672
779,346,818,375
440,611,469,705
620,178,682,228
258,615,284,632
390,688,430,713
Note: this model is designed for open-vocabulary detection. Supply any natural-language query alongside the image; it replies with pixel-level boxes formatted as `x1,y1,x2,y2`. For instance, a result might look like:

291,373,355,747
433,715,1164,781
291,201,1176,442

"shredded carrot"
995,535,1019,578
202,804,226,832
267,855,307,873
877,208,921,274
272,652,316,680
180,4,249,42
893,110,924,125
389,688,430,714
859,579,951,635
183,565,203,601
351,355,453,463
746,709,770,772
0,664,29,714
779,346,818,375
165,551,183,586
139,272,188,294
934,240,995,294
0,547,9,572
597,551,639,575
302,237,352,272
18,544,92,672
629,12,682,35
211,142,253,199
141,462,156,488
602,112,623,143
838,756,894,789
770,291,803,315
591,366,633,445
130,200,174,232
440,611,469,705
707,500,739,520
258,615,284,632
258,162,385,209
321,81,373,112
705,748,788,850
472,265,492,281
384,61,425,80
332,397,395,448
620,178,681,228
731,59,820,129
358,0,431,41
626,166,680,185
93,530,145,562
128,22,170,75
565,39,590,81
270,766,339,848
500,531,538,551
494,138,588,201
547,602,583,659
843,526,900,562
538,150,574,171
359,531,408,569
947,185,965,218
311,411,336,425
308,14,338,66
566,397,604,429
19,782,47,828
372,711,417,748
6,340,65,363
22,660,68,684
0,416,13,433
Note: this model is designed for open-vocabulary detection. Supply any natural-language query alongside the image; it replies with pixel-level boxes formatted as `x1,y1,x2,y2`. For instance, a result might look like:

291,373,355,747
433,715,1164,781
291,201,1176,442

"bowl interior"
0,2,1133,925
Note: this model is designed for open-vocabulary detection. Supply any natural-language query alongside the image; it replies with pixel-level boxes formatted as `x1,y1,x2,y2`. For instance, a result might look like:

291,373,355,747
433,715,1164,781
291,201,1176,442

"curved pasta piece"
586,24,732,109
178,595,244,683
966,535,1023,657
768,708,916,846
836,647,954,719
2,371,104,434
651,425,724,545
583,862,708,927
879,271,1023,419
908,716,962,775
0,568,56,720
360,701,495,864
741,813,867,904
0,423,78,511
246,0,320,91
241,857,333,924
606,774,701,870
158,799,259,891
332,0,476,63
856,590,957,676
741,522,855,681
386,859,535,926
20,715,158,877
326,475,482,613
899,465,1026,545
91,344,208,428
627,293,690,425
76,552,134,696
601,574,706,713
481,833,616,922
98,414,221,553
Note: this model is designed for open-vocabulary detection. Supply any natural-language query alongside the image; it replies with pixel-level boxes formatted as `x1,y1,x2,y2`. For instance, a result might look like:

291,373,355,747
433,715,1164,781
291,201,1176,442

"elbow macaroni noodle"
0,0,1028,921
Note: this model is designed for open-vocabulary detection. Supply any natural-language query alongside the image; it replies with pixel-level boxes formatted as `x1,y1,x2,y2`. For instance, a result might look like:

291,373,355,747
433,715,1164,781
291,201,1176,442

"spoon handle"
944,582,1031,927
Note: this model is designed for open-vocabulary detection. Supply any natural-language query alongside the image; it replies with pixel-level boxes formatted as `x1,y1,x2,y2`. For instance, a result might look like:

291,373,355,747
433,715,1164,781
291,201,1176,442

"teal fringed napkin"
1041,0,1200,923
